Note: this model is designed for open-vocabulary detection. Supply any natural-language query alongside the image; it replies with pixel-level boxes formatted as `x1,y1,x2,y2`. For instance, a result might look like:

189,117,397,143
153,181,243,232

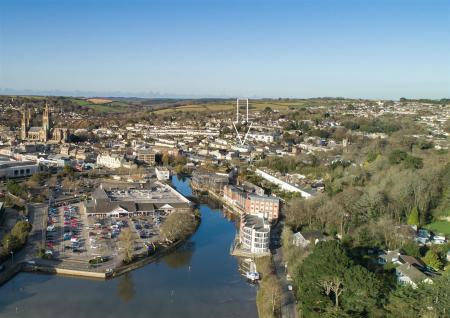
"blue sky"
0,0,449,99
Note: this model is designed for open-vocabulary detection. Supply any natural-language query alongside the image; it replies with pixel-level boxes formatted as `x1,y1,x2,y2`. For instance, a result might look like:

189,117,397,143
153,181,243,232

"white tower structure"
235,98,249,123
233,98,253,146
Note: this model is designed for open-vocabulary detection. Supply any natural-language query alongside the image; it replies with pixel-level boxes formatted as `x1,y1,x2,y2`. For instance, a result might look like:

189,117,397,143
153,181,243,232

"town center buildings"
81,181,191,218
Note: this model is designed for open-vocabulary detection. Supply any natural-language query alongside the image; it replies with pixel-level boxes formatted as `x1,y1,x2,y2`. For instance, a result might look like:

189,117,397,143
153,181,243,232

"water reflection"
222,207,239,223
117,273,135,303
162,241,195,269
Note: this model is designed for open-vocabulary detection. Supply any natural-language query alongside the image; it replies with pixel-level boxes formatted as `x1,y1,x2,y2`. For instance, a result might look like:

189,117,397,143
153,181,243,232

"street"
271,218,298,318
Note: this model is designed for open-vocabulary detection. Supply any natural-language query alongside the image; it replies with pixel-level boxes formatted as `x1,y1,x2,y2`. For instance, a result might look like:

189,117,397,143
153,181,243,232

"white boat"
245,271,260,281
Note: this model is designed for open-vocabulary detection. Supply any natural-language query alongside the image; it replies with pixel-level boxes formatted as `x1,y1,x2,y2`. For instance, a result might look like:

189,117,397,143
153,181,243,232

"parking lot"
85,210,169,258
45,201,171,267
46,203,88,259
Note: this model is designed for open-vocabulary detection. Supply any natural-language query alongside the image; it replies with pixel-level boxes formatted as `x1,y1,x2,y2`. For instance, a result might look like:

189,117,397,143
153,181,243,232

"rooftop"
241,214,270,232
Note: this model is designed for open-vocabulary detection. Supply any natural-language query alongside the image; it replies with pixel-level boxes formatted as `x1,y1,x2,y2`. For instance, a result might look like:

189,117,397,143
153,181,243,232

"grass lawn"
70,98,90,106
425,221,450,235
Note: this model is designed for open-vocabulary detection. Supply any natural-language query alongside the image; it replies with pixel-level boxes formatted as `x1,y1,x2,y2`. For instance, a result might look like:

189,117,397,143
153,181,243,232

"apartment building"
223,184,280,221
239,214,270,254
137,149,156,165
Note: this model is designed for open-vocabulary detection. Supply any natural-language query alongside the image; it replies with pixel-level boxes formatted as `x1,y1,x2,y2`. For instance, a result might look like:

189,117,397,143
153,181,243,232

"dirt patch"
87,98,112,104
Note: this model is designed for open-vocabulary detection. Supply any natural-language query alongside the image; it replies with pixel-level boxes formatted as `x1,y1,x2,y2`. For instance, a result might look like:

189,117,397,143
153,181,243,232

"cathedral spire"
21,106,28,140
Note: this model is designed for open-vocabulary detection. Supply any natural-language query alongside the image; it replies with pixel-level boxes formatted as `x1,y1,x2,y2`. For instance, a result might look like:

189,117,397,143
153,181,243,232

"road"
271,218,298,318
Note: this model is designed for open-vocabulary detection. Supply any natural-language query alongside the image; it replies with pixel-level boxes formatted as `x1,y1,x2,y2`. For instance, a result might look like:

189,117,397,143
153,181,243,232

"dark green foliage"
1,220,31,256
296,241,384,317
6,181,26,197
1,233,20,254
400,241,422,258
366,151,379,163
403,155,423,169
311,129,331,139
388,150,408,165
358,118,401,134
386,274,450,318
417,139,433,149
11,220,32,244
422,250,443,270
343,121,360,130
388,150,423,169
407,207,420,226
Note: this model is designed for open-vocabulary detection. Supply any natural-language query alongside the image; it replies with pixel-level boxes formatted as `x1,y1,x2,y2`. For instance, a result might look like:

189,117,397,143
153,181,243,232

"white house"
155,167,170,181
395,263,432,288
96,153,125,169
293,231,326,248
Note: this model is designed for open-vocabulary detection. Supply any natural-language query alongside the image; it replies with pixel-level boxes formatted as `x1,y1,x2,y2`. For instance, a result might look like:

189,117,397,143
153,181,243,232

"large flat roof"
0,161,37,169
95,181,191,205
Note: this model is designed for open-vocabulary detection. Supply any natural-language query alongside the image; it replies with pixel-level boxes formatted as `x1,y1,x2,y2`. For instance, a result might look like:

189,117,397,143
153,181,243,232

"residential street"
271,218,298,318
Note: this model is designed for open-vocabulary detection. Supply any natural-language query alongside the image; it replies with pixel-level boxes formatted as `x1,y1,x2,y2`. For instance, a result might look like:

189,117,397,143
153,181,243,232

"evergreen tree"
296,241,384,317
422,250,443,271
407,207,420,226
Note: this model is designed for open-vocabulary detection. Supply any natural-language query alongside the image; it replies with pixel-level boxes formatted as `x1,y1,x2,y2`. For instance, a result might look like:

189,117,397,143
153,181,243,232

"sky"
0,0,449,99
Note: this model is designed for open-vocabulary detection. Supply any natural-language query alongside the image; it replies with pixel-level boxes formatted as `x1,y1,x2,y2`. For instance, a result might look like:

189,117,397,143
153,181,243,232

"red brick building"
223,185,279,221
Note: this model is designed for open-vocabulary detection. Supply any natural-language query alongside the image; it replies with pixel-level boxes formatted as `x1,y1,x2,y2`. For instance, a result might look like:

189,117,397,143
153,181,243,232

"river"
0,176,258,318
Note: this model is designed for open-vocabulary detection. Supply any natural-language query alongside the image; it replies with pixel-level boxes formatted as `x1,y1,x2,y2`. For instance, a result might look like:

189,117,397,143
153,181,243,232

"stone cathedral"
21,102,69,143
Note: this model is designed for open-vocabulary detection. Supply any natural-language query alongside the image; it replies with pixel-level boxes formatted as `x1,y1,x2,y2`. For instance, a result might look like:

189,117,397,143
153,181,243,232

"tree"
48,175,58,188
386,274,450,318
61,177,72,192
11,221,31,244
403,155,423,169
1,233,19,255
296,241,383,317
389,150,408,165
160,212,197,243
262,274,283,315
6,181,26,197
400,241,421,258
119,228,135,263
255,256,284,318
422,250,443,271
341,265,382,315
263,106,273,114
63,164,74,177
407,207,420,227
162,153,170,166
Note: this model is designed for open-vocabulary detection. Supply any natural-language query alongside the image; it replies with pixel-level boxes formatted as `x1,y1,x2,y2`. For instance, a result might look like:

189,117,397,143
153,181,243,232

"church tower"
21,109,28,140
27,108,31,127
42,101,50,141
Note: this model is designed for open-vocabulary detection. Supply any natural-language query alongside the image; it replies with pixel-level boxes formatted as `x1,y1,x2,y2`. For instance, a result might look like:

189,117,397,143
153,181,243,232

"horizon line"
0,89,448,102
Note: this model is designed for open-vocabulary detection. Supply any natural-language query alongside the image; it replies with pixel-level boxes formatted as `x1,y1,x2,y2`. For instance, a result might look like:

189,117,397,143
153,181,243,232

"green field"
425,221,450,235
70,98,130,113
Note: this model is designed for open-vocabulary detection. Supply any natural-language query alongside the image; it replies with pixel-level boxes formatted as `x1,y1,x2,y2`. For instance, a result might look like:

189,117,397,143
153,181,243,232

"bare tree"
119,228,135,263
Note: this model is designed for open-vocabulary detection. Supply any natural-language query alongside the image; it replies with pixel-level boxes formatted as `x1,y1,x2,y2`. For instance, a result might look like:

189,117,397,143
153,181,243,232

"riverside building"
239,214,270,254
